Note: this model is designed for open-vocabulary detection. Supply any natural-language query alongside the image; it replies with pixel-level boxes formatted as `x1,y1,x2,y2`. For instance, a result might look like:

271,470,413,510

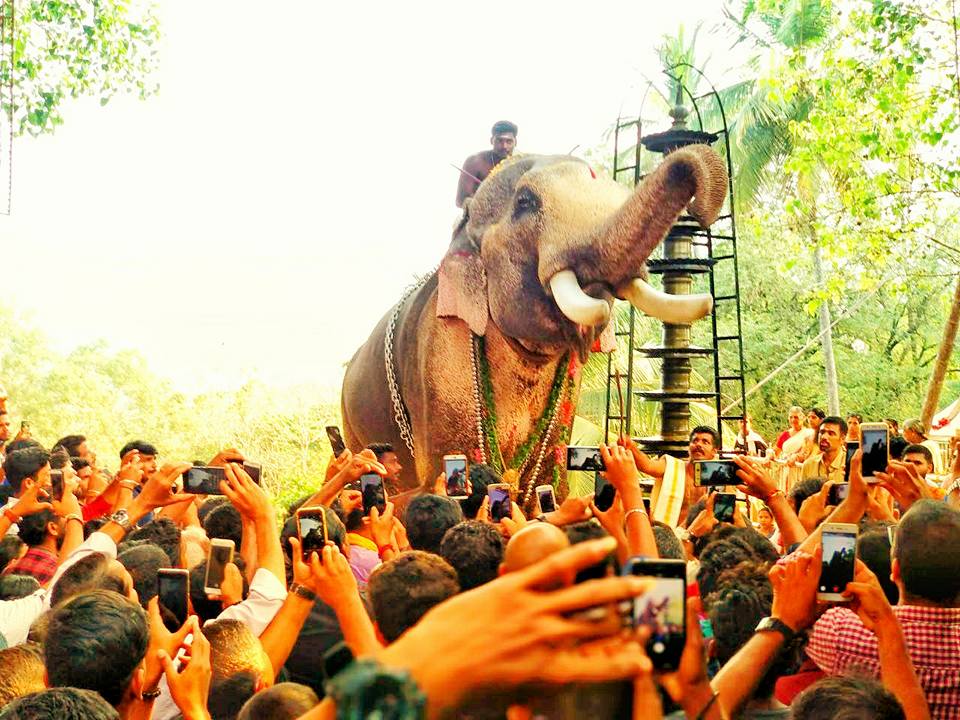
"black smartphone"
566,446,605,471
50,470,64,502
322,640,355,682
713,492,736,523
818,523,858,601
623,558,687,670
296,506,328,556
843,440,859,482
828,482,850,506
182,466,226,495
242,462,261,485
694,460,738,487
360,473,386,514
157,568,189,629
488,484,512,522
860,423,889,482
443,454,469,499
594,472,616,512
326,426,347,458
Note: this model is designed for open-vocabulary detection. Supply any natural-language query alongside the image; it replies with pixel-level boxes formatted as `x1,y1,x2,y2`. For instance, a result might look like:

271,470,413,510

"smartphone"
818,522,858,602
360,473,386,514
843,440,859,482
49,470,64,502
322,640,356,682
204,538,235,596
182,466,226,495
443,454,469,499
296,506,328,556
623,558,687,670
713,492,736,523
242,462,261,485
594,472,616,512
487,483,512,523
694,460,738,487
828,482,850,506
157,568,189,628
566,446,605,472
643,496,652,515
326,426,347,458
536,484,557,514
860,423,889,482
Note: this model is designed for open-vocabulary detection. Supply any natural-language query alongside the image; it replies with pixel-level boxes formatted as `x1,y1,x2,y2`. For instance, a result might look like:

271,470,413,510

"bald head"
500,523,570,575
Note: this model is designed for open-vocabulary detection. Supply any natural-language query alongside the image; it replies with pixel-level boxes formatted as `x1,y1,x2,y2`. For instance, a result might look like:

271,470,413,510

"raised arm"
733,454,807,549
221,463,284,586
600,444,657,558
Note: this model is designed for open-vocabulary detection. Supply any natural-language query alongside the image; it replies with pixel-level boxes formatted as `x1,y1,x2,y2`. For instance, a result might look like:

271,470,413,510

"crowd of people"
0,382,958,720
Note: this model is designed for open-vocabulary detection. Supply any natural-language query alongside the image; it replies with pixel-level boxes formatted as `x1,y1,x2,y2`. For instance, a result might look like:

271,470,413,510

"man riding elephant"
342,145,727,512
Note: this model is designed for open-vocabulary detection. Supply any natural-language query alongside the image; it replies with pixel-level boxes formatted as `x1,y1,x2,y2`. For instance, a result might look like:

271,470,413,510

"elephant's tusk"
548,270,610,328
621,278,713,324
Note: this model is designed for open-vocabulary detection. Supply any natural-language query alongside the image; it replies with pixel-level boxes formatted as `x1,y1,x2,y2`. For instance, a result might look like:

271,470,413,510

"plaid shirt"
808,605,960,720
4,546,57,585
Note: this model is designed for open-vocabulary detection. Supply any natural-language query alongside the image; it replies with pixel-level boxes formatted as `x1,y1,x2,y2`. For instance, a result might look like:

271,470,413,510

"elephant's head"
437,145,728,361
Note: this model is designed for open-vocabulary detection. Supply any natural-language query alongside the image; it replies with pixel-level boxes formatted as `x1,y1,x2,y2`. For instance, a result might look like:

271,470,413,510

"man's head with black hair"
788,477,826,513
460,463,500,519
0,575,40,600
901,444,934,478
118,441,158,475
125,518,181,566
48,446,70,470
792,676,905,720
0,642,46,707
439,520,504,591
3,439,42,456
53,435,89,460
238,682,319,720
208,671,259,720
858,527,898,605
203,503,243,547
117,543,170,610
697,540,756,598
651,520,685,560
688,425,719,461
198,495,230,524
45,590,149,707
894,500,960,605
189,556,249,624
404,495,463,555
818,416,847,456
490,120,517,160
2,447,49,496
16,509,60,549
368,551,459,643
204,619,273,688
50,552,132,608
0,535,25,573
0,687,120,720
366,442,402,488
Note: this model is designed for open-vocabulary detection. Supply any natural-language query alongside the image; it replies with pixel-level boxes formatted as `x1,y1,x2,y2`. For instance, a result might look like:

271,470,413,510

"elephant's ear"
437,209,488,336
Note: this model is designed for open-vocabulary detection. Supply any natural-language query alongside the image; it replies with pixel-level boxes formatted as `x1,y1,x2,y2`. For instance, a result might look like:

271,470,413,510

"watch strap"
140,687,162,701
755,616,796,642
290,583,318,602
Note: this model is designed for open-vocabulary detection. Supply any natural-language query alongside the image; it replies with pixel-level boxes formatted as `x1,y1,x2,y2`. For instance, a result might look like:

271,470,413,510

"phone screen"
360,474,386,514
205,542,234,591
537,486,557,513
242,462,261,485
819,530,857,596
594,472,616,512
626,559,687,670
183,466,226,495
861,428,889,478
828,483,850,506
488,486,511,522
695,460,738,487
50,470,64,502
298,509,328,554
844,441,859,482
444,457,469,497
326,426,347,458
713,493,735,523
566,446,605,472
157,571,189,628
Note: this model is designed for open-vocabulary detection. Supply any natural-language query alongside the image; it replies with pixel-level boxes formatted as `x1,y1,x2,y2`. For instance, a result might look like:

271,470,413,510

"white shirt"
0,590,44,646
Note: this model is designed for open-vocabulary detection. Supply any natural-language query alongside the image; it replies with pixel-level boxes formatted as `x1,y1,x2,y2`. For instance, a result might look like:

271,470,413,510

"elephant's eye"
513,188,540,219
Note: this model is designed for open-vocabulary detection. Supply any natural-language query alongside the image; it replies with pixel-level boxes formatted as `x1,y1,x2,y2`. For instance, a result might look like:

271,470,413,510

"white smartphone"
859,422,889,483
443,454,469,499
817,522,858,602
535,484,557,514
204,538,235,596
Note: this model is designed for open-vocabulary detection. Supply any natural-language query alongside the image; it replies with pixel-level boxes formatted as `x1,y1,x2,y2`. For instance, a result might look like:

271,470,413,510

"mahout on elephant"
342,145,727,512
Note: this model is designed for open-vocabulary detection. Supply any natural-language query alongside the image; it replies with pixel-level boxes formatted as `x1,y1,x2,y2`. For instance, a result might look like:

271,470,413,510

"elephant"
341,144,728,510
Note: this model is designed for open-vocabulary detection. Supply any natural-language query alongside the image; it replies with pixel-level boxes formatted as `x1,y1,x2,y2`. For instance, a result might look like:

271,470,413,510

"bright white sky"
0,0,747,396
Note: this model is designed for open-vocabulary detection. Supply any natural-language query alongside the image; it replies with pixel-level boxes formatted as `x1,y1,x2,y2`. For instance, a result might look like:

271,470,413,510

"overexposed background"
1,0,746,395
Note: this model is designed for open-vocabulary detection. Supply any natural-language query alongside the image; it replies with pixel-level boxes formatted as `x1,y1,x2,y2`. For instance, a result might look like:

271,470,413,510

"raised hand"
159,625,213,720
733,454,779,502
843,560,896,632
137,462,194,510
288,537,359,610
144,599,200,693
220,462,271,522
369,501,396,549
768,547,821,631
500,502,528,538
876,460,934,512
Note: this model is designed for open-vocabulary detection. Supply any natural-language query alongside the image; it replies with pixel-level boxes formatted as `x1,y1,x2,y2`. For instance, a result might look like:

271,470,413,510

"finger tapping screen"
820,531,856,594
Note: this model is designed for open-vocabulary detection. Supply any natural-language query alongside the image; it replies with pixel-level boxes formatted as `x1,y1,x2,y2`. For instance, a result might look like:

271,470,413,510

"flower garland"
473,333,571,497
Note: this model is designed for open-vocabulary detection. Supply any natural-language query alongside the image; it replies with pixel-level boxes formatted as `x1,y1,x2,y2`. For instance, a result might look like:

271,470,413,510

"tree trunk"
812,243,841,414
921,272,960,426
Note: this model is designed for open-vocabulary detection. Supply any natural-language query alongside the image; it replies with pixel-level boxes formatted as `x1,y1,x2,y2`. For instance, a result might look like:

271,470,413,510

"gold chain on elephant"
470,333,572,507
384,270,436,460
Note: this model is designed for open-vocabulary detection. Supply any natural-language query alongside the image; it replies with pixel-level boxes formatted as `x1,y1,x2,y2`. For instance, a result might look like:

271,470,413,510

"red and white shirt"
807,605,960,720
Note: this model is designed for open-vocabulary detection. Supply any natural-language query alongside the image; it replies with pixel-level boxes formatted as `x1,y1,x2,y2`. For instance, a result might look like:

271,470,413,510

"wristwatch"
290,583,318,602
755,616,796,643
107,508,132,532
